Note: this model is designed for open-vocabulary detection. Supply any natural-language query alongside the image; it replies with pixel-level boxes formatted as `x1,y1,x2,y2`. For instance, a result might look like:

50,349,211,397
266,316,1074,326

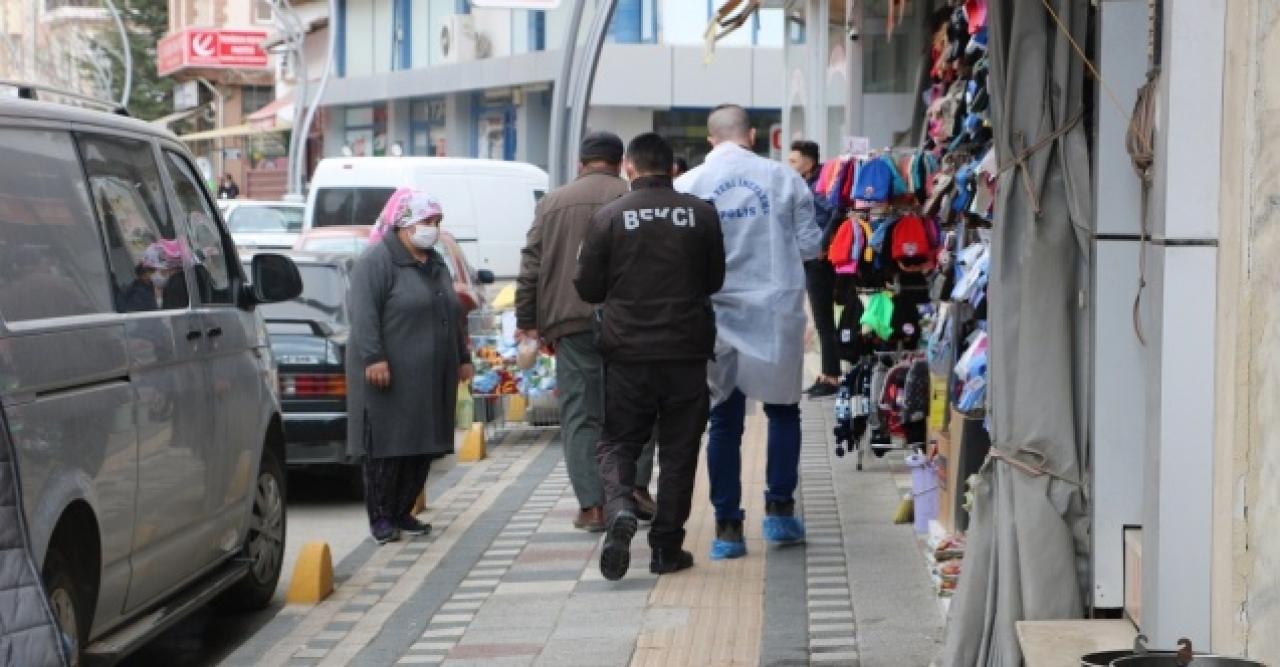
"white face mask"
149,272,168,288
409,225,439,249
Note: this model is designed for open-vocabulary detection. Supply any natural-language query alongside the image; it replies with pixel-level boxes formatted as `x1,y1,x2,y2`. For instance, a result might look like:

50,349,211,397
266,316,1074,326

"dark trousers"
805,259,840,378
707,389,802,522
598,360,709,551
364,455,431,524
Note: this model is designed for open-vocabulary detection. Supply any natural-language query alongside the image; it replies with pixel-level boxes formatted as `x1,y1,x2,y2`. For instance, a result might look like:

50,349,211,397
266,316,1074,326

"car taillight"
281,373,346,398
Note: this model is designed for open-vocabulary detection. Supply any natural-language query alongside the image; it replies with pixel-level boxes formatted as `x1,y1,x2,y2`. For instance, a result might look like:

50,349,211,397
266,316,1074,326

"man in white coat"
675,104,823,560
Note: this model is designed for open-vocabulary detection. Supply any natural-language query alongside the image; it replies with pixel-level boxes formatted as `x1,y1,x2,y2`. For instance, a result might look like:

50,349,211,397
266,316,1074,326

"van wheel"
44,550,87,667
217,447,286,612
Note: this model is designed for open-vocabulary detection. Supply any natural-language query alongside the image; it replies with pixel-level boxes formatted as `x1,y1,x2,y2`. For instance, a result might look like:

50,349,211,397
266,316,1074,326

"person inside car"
122,240,185,312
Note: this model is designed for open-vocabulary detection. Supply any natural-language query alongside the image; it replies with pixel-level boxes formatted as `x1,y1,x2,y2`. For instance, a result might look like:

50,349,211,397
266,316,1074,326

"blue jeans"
706,389,801,522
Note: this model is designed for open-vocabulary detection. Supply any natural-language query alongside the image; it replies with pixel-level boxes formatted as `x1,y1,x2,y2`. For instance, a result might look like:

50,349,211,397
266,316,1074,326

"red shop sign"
157,28,270,77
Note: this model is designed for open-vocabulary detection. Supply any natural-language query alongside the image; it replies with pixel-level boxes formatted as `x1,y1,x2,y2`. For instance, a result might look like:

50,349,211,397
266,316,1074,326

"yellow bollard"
457,423,486,462
505,394,528,422
412,489,427,515
286,541,334,605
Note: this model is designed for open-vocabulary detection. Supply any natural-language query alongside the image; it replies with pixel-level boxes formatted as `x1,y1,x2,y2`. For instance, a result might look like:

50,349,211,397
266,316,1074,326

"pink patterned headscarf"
369,187,444,244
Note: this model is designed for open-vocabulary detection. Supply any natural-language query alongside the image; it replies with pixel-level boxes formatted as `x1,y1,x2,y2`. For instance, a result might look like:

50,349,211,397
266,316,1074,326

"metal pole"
197,77,225,184
565,0,619,178
844,0,862,143
103,0,131,108
547,0,586,187
274,0,309,198
291,0,337,201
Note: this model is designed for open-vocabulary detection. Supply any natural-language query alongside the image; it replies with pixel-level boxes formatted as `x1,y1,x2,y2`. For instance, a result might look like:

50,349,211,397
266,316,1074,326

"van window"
313,187,396,228
164,151,238,305
0,128,114,322
79,134,189,312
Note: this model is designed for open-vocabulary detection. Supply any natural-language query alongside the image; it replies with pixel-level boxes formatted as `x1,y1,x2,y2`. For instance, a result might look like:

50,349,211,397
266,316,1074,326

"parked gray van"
0,93,303,665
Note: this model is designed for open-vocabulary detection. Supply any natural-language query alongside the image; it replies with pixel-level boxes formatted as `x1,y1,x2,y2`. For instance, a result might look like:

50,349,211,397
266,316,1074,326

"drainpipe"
103,0,131,108
196,77,225,184
290,0,338,202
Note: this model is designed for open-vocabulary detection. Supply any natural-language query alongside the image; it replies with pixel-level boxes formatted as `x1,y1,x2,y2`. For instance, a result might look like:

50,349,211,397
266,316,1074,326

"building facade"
159,0,285,198
320,0,787,171
0,0,126,103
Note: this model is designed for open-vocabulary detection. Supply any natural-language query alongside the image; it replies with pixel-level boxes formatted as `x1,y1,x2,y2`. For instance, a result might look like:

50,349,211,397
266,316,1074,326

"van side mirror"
476,269,496,285
248,253,303,306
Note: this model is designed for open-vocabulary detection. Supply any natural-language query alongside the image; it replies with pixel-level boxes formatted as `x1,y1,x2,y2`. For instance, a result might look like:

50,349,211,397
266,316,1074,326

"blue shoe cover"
709,538,748,560
763,516,806,544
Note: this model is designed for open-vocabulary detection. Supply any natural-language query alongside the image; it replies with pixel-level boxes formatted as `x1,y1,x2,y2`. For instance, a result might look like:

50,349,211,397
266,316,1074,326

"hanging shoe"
763,501,806,545
599,511,639,581
650,547,695,575
710,520,747,560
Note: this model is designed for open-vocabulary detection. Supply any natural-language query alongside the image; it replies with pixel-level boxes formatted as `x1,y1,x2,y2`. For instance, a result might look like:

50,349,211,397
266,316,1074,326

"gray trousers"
556,333,655,509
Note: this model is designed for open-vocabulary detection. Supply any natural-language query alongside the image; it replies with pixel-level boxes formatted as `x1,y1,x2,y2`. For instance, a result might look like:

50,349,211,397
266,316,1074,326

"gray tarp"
1,417,68,666
941,0,1093,664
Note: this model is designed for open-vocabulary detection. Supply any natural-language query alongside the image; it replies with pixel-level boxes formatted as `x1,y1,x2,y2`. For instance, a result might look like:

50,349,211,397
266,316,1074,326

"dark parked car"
247,253,360,490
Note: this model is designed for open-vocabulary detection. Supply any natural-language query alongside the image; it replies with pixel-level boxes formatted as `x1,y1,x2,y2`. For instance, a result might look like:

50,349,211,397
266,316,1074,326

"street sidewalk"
222,400,942,667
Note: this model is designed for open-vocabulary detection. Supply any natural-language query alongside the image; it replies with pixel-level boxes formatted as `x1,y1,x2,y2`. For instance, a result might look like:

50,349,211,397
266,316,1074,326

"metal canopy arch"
548,0,619,187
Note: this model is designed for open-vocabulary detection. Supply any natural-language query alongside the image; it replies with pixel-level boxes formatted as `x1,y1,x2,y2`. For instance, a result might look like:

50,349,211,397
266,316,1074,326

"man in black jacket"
575,133,726,581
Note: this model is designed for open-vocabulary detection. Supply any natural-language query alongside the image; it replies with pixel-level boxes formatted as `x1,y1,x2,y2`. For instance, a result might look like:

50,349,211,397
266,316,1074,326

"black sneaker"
599,511,639,581
396,516,432,536
371,519,400,545
650,548,695,575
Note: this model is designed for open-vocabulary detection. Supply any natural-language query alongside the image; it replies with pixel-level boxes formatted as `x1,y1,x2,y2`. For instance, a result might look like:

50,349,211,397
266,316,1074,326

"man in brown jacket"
516,132,655,531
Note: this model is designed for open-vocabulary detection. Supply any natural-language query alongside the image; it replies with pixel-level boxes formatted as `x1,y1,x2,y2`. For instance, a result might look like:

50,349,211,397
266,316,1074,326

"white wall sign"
174,80,199,111
469,0,561,8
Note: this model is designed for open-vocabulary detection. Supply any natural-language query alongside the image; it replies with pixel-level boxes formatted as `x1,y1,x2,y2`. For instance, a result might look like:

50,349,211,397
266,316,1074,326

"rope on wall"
1127,69,1160,346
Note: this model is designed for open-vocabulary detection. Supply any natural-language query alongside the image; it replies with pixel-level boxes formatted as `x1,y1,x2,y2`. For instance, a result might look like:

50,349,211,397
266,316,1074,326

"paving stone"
432,613,475,623
810,622,858,634
447,643,543,659
501,568,584,583
534,638,635,667
550,607,645,640
412,641,458,651
422,627,467,638
456,627,553,646
493,580,577,596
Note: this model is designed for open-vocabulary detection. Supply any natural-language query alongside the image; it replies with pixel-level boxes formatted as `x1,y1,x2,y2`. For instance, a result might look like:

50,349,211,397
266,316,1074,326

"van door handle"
207,327,224,339
186,330,203,341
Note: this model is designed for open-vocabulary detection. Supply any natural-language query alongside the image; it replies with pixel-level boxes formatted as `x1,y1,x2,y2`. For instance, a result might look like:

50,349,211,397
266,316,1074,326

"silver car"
219,199,306,252
0,94,302,665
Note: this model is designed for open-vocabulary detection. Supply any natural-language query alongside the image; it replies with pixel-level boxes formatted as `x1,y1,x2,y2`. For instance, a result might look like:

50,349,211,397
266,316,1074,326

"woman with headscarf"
347,188,474,544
